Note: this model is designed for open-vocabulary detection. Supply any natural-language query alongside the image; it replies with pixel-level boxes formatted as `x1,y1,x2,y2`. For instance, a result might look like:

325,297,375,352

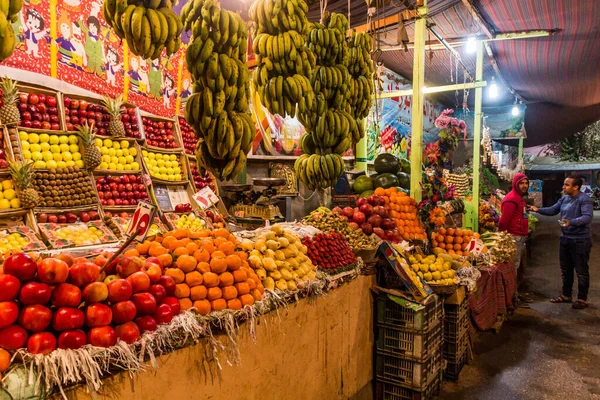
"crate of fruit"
162,211,208,232
37,220,118,249
94,173,151,209
93,137,143,174
15,130,86,170
141,147,188,184
141,114,181,150
176,116,200,156
62,94,143,139
11,83,62,132
150,182,196,213
0,225,47,256
32,167,99,208
106,215,166,239
187,155,218,194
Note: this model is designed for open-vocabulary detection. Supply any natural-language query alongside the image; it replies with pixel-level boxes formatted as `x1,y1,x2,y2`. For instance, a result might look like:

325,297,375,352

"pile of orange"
432,228,480,256
374,187,427,241
135,228,264,315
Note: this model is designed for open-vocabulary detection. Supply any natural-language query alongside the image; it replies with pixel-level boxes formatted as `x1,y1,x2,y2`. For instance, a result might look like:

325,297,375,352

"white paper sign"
466,238,485,255
126,201,157,242
193,187,220,209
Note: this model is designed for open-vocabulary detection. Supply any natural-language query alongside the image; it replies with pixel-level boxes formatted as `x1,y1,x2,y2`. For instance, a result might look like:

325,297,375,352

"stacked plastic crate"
374,292,444,400
443,295,470,381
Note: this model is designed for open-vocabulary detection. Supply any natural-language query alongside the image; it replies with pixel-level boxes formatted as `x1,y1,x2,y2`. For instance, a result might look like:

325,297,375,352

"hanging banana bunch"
0,0,22,62
294,12,355,190
181,0,253,182
248,0,315,118
346,31,375,141
102,0,182,59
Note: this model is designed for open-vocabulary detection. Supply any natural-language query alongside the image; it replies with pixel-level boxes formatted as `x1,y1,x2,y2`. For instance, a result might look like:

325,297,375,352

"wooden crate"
93,137,144,174
140,146,189,185
139,113,182,151
12,83,64,132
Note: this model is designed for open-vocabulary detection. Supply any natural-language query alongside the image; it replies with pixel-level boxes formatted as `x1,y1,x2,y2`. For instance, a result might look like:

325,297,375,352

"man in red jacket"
498,173,531,307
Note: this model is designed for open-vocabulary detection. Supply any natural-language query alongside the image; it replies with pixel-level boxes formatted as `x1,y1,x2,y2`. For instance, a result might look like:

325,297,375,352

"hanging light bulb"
489,77,498,98
511,97,520,115
466,37,477,53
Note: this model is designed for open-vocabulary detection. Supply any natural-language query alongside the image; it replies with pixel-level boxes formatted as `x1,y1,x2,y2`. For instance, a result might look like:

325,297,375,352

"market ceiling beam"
376,81,487,99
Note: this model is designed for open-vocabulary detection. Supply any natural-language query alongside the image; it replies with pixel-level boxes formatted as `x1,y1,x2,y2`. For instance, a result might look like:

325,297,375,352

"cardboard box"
378,242,434,301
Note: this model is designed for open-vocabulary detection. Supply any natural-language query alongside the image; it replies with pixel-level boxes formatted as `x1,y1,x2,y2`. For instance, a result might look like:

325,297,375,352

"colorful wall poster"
456,104,526,140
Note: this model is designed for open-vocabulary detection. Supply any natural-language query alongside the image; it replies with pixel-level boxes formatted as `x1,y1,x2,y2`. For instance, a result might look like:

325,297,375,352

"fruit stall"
0,0,543,397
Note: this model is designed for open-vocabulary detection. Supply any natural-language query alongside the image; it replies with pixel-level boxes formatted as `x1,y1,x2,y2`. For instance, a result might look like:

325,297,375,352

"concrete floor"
437,214,600,400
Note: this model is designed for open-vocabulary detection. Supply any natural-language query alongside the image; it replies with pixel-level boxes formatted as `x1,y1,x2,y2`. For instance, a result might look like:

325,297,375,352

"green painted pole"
518,138,523,160
409,1,427,202
237,165,247,184
471,40,484,232
355,119,368,171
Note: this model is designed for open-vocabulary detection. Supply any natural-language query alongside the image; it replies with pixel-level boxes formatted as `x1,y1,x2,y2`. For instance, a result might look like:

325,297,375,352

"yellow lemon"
0,199,10,209
3,189,16,200
1,180,13,190
10,198,20,209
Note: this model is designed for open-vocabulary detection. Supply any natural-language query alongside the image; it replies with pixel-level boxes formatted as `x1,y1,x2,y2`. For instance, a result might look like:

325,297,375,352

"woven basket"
428,283,458,295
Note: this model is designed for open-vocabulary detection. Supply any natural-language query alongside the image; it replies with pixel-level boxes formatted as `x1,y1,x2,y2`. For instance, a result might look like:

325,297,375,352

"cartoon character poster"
55,0,124,97
1,0,51,75
127,49,177,117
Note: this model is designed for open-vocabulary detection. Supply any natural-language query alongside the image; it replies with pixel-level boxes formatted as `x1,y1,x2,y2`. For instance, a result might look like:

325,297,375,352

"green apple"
39,133,50,143
46,160,58,169
49,135,59,145
34,160,46,169
28,133,40,144
58,135,69,144
50,144,60,153
42,151,53,161
40,142,50,152
69,135,80,145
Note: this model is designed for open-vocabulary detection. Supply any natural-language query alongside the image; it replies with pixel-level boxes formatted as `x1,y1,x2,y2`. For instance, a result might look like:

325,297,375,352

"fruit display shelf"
15,129,86,170
93,137,143,174
175,116,199,156
93,173,151,209
62,93,143,140
141,147,189,185
33,208,102,225
162,211,207,232
140,114,181,150
14,84,63,132
37,220,119,249
0,224,47,255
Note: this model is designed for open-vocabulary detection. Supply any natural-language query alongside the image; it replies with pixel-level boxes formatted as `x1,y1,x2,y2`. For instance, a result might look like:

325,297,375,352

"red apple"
19,282,52,305
153,304,173,325
3,253,37,281
0,301,19,328
56,253,75,267
360,222,373,235
116,256,144,278
161,297,181,315
82,282,108,304
367,214,382,228
359,204,373,216
352,211,366,225
141,263,161,284
52,307,85,331
68,261,100,287
51,283,82,307
80,212,91,222
85,303,113,327
0,274,20,301
149,284,166,304
134,316,157,333
107,279,133,303
27,93,39,105
373,206,387,218
19,304,52,332
115,321,141,344
88,326,117,348
158,276,176,296
131,293,156,316
111,300,137,324
373,227,385,239
58,329,87,349
126,271,151,294
27,332,57,354
37,258,69,284
0,324,28,349
46,96,57,107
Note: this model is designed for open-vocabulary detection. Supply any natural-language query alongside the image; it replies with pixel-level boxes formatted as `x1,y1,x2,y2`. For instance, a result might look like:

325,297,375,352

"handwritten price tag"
466,238,485,255
126,201,157,242
193,187,220,209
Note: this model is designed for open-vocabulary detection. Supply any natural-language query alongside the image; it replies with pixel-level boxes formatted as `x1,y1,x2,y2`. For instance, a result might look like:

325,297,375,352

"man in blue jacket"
530,175,593,309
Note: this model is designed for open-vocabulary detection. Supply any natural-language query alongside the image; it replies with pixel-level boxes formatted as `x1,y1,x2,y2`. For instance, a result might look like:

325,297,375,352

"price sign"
466,238,485,255
126,201,157,242
193,187,220,209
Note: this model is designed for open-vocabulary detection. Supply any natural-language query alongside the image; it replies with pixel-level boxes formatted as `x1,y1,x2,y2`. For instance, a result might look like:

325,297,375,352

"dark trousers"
559,237,591,300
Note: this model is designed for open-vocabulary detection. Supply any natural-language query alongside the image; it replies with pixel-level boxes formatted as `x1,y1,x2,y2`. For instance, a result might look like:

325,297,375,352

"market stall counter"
68,275,376,400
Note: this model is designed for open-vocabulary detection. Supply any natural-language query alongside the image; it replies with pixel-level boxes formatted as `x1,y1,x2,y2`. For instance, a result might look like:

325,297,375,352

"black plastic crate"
376,320,444,361
375,347,443,389
444,347,469,381
443,330,470,363
443,295,469,325
376,293,443,331
443,309,470,344
376,370,442,400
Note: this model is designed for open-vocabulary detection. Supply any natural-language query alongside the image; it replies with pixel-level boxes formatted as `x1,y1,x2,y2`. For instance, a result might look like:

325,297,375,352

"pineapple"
102,95,126,137
0,77,20,127
77,121,102,170
8,161,39,209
